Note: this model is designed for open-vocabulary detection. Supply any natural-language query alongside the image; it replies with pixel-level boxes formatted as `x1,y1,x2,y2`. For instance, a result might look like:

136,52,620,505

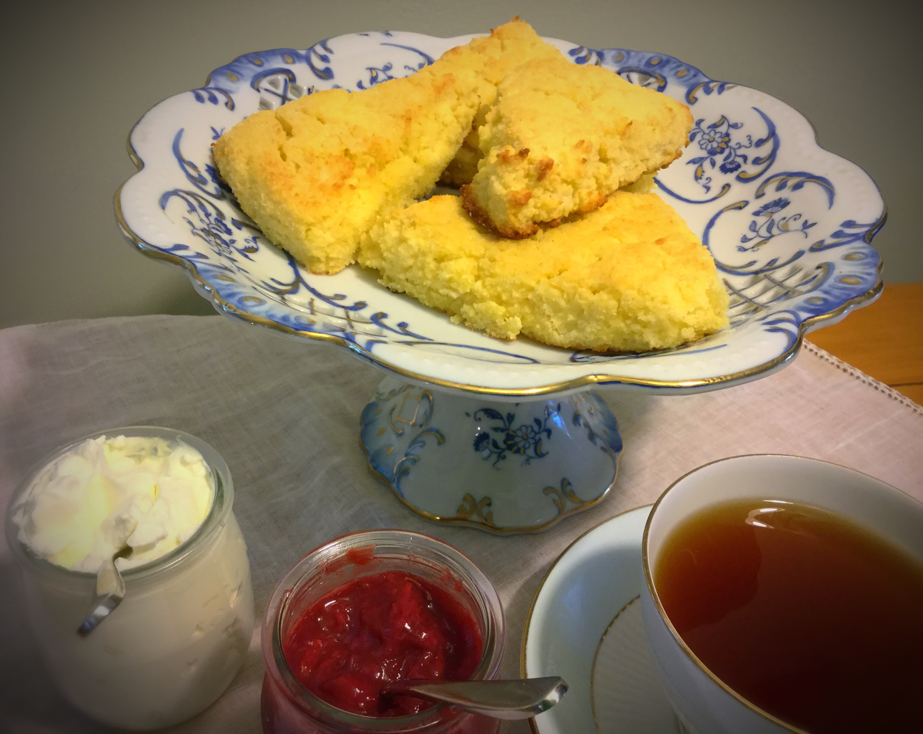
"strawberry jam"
283,570,482,717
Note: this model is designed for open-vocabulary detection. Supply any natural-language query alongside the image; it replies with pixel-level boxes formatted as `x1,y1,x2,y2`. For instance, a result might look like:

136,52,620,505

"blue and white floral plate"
116,31,884,397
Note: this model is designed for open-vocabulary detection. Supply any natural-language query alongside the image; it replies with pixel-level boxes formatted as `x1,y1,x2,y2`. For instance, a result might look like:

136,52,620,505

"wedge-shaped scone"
213,62,480,274
461,56,694,238
360,194,728,352
436,18,566,186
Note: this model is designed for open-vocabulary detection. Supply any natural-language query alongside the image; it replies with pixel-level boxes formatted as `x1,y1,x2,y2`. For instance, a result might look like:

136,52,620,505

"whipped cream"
9,430,254,729
13,434,213,572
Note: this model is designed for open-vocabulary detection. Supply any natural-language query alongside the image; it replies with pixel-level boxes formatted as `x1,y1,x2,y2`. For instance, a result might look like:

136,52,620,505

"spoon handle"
76,590,124,637
76,549,130,637
382,676,568,720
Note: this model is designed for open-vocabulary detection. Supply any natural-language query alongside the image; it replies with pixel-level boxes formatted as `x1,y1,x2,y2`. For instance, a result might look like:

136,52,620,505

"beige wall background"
1,0,918,329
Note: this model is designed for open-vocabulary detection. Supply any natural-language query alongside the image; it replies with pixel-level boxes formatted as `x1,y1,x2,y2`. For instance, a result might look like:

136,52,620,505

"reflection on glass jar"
6,427,255,730
261,530,504,734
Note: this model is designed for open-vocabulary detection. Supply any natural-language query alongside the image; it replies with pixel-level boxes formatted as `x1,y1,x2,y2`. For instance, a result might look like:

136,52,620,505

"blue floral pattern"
687,116,752,190
360,380,621,533
469,404,560,467
738,197,816,252
117,31,884,395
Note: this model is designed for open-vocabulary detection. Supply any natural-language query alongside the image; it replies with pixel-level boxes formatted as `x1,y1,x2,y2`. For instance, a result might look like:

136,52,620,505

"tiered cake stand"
116,31,883,533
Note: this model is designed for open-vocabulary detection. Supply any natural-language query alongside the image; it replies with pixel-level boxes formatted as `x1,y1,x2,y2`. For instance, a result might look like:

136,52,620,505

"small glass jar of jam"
261,530,505,734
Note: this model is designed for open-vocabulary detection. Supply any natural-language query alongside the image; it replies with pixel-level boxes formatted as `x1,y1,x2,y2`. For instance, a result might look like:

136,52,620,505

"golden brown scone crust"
435,18,566,187
360,193,728,352
462,55,694,237
212,57,480,274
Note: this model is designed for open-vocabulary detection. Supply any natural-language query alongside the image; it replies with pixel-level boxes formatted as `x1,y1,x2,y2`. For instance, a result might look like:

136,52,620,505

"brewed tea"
655,499,923,733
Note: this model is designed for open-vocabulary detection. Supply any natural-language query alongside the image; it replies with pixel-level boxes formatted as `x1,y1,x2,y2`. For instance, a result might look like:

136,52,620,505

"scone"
360,194,728,352
460,56,693,238
213,60,480,274
436,18,566,187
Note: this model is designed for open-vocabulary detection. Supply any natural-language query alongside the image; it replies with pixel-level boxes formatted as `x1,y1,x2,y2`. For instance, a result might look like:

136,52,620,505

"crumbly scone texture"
360,194,729,352
436,18,566,187
212,61,480,274
460,56,694,237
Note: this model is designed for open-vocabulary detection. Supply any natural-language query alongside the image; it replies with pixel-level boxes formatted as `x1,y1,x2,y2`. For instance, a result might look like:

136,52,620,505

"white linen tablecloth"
2,315,921,733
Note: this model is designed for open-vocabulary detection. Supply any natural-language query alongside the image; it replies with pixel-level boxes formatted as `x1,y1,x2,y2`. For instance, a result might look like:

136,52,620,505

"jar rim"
263,529,505,731
5,425,234,584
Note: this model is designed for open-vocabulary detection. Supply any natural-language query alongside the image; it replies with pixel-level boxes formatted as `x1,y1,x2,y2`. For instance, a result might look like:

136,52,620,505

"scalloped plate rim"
115,30,885,398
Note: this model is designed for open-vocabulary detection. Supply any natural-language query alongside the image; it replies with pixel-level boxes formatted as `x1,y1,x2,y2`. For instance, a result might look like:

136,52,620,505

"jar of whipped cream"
6,426,255,730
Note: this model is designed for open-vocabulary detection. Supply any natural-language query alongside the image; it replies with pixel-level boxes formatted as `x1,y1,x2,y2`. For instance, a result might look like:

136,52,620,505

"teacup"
640,454,923,734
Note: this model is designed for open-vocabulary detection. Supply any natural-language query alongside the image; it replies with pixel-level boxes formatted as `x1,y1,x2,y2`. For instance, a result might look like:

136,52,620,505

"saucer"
592,596,680,733
522,505,680,733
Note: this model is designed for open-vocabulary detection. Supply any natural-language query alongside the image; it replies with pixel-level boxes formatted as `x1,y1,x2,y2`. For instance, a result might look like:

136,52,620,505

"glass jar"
5,426,255,730
261,530,504,734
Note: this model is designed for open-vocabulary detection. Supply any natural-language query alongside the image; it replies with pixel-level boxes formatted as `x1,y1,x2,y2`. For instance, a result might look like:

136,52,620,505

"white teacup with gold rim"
640,454,923,734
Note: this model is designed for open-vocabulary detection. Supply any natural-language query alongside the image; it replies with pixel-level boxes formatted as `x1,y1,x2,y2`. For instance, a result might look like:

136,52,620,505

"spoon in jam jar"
77,545,133,637
381,676,568,719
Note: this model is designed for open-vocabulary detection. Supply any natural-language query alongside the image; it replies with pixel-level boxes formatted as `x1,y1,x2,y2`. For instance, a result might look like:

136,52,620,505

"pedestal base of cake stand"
360,376,623,534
